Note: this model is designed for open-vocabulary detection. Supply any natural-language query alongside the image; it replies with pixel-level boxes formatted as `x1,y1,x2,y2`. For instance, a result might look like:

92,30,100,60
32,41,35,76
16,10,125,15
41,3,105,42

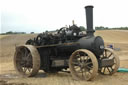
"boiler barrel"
78,36,104,56
57,36,104,57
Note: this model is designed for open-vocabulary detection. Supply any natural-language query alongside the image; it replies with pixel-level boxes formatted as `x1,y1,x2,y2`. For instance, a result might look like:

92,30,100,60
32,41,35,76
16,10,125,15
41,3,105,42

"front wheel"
98,48,120,75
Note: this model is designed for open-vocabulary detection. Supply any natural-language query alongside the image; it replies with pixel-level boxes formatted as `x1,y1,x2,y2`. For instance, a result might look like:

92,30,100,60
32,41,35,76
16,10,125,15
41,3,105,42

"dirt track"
0,30,128,85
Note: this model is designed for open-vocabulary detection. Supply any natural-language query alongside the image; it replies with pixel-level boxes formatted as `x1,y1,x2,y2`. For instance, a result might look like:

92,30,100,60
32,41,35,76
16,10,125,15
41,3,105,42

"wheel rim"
69,49,98,81
14,45,40,77
99,48,120,75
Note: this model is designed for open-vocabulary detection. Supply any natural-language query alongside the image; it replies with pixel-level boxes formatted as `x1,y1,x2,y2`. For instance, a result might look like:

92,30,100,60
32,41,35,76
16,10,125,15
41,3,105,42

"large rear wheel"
14,45,40,77
69,49,98,81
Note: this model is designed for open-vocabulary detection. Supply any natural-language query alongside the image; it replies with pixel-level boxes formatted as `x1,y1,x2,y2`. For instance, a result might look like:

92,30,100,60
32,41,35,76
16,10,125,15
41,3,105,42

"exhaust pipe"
85,5,95,36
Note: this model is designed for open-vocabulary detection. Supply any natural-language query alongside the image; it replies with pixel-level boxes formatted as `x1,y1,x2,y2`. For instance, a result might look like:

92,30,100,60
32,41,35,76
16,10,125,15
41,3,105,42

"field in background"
95,30,128,43
0,30,128,85
0,35,9,39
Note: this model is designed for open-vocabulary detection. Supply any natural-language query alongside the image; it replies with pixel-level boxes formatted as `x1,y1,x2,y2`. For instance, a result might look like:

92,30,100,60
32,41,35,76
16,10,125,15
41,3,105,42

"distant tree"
6,31,13,34
95,26,109,30
21,32,26,34
111,27,128,30
96,26,128,30
79,26,86,31
5,31,26,34
31,32,34,34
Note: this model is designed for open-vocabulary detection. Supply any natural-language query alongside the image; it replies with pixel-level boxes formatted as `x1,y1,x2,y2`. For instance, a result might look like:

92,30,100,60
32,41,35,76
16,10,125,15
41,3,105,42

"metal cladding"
85,5,95,36
14,5,120,80
24,5,105,74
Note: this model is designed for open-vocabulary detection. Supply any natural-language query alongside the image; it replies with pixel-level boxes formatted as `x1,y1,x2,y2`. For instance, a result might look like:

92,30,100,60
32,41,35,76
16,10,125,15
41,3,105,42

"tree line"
95,26,128,30
0,26,128,35
0,31,35,35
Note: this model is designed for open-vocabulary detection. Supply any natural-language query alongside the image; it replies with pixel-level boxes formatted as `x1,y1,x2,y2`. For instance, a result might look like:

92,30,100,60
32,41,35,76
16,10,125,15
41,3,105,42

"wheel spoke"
102,52,105,58
81,68,84,78
72,61,79,65
26,53,31,60
24,48,28,57
86,65,93,70
24,67,27,73
28,68,32,72
85,56,89,63
82,57,85,63
108,53,112,58
110,66,114,72
80,56,82,63
77,52,80,57
105,50,107,57
107,67,111,74
77,58,81,64
86,62,92,65
22,67,25,72
102,67,106,73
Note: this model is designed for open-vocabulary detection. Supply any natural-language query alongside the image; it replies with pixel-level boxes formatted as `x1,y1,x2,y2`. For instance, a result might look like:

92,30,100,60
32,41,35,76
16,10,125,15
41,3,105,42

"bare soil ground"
0,30,128,85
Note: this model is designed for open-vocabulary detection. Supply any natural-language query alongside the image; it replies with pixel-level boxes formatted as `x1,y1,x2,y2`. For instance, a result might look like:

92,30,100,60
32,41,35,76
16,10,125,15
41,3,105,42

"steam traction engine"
14,6,120,80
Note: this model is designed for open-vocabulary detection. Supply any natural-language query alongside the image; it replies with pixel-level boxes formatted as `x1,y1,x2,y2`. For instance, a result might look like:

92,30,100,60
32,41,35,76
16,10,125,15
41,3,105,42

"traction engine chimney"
85,6,95,36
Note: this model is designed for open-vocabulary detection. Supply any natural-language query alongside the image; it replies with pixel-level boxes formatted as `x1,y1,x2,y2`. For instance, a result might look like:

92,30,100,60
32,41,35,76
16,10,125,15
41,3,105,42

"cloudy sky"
1,0,128,33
